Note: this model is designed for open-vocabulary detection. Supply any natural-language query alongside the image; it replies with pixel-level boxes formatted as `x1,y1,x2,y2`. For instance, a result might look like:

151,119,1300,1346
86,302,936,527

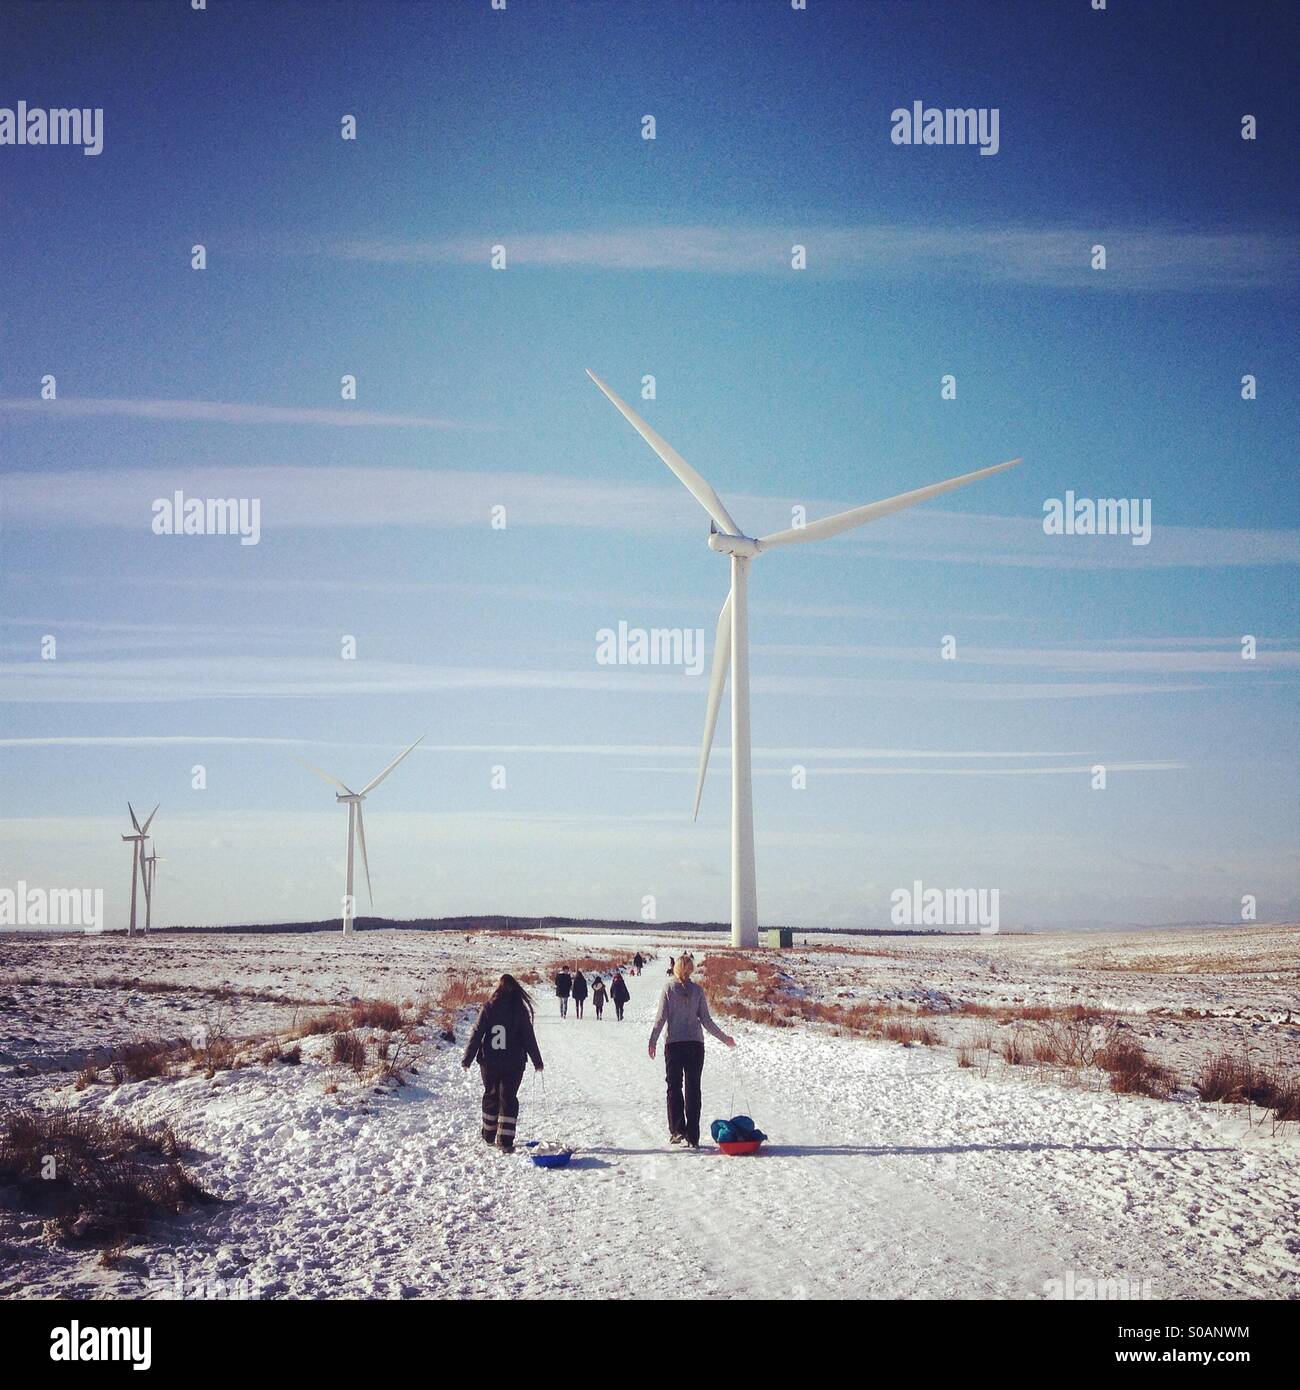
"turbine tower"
121,803,158,938
298,736,425,934
587,369,1021,948
142,845,163,932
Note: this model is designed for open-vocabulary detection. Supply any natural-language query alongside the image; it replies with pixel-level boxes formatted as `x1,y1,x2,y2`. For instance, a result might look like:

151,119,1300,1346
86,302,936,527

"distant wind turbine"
298,736,425,934
587,369,1021,948
142,845,164,932
121,803,158,938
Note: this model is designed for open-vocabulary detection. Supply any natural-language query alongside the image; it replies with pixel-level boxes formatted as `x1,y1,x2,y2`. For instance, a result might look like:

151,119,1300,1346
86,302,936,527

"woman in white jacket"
648,954,735,1148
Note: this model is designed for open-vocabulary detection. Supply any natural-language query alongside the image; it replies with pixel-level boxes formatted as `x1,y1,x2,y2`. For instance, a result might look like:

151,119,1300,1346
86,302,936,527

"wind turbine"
121,803,158,938
298,736,425,934
586,369,1021,948
142,845,164,932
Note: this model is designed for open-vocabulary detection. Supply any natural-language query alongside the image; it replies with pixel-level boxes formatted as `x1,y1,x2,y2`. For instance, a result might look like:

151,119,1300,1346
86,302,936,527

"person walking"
461,974,543,1154
610,970,630,1022
632,952,644,977
648,954,734,1148
591,974,608,1020
571,968,588,1019
666,956,675,976
554,966,572,1018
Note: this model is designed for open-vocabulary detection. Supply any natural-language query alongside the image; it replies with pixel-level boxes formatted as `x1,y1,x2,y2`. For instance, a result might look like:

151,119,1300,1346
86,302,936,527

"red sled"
717,1139,763,1156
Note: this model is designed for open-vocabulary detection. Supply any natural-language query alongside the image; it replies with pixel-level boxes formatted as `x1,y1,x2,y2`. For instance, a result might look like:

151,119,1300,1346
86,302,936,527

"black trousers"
480,1056,526,1147
614,1000,625,1021
664,1041,706,1144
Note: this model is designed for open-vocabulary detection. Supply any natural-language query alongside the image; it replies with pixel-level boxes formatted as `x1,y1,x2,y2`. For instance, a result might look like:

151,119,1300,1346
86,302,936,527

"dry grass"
0,1106,214,1247
698,952,944,1046
349,999,404,1031
999,1027,1030,1066
107,1039,175,1084
883,1017,941,1046
434,972,492,1033
1097,1036,1172,1098
1197,1050,1300,1127
293,997,414,1039
331,1031,367,1069
3,973,321,1007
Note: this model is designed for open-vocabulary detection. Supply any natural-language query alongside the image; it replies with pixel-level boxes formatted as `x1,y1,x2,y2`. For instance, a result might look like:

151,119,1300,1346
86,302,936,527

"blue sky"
1,0,1296,930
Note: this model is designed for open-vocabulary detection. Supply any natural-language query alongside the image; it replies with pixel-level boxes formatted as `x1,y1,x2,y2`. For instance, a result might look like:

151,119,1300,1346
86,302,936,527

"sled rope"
729,1048,752,1117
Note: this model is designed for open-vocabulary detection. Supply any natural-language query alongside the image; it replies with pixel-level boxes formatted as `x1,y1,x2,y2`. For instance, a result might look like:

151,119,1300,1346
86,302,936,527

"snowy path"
530,980,1053,1299
29,969,1299,1301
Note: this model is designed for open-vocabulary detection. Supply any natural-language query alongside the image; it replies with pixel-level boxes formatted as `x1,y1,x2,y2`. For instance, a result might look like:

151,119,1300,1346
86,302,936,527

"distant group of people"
462,950,735,1155
553,964,632,1021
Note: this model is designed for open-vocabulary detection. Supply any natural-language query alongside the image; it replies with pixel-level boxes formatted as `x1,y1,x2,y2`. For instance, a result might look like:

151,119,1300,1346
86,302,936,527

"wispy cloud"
0,398,488,429
332,224,1300,291
0,735,1095,758
3,466,1296,569
755,641,1300,674
631,760,1186,778
0,655,1233,704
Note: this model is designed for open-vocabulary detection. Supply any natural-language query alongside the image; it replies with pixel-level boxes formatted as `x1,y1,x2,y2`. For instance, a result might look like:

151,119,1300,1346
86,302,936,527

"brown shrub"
0,1106,213,1247
294,1010,352,1038
883,1018,940,1047
332,1031,366,1069
108,1039,177,1085
1099,1036,1171,1098
349,999,404,1032
999,1028,1030,1066
1198,1051,1300,1124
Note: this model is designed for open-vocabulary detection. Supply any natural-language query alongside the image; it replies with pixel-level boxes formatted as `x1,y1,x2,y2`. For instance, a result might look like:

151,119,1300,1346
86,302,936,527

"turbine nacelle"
335,792,365,804
707,531,761,558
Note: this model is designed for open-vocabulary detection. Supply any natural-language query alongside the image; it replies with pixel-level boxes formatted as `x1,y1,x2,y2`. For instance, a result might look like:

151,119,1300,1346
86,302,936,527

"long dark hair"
490,973,534,1021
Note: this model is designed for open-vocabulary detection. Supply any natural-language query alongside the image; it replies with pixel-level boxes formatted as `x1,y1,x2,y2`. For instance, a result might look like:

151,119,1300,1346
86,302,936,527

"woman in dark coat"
554,967,572,1018
461,974,543,1154
632,952,644,976
571,969,588,1018
610,970,630,1022
591,975,608,1020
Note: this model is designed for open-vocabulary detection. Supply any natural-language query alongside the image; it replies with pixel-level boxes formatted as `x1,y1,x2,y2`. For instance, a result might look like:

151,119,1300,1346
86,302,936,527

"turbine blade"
758,457,1023,550
128,802,141,833
140,803,159,835
358,735,425,796
692,586,733,821
354,802,373,906
586,370,741,534
297,759,356,796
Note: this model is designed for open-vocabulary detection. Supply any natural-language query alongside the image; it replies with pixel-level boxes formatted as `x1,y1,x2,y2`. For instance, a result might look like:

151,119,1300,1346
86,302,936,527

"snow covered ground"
2,924,1297,1300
